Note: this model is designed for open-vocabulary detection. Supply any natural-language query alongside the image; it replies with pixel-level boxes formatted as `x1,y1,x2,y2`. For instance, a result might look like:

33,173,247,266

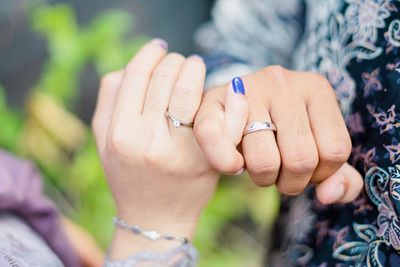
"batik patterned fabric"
197,0,400,266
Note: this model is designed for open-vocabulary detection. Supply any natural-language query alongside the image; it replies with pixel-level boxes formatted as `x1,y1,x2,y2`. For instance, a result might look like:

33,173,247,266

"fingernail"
232,77,245,95
329,183,345,204
188,54,203,61
234,167,246,176
151,38,168,50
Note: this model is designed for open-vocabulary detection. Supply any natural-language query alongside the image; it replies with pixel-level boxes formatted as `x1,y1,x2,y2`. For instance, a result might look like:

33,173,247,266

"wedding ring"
165,110,194,128
244,121,277,136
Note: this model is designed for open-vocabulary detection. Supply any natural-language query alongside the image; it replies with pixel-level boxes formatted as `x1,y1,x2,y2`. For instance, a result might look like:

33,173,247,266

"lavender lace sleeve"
0,213,64,267
0,150,80,267
103,243,198,267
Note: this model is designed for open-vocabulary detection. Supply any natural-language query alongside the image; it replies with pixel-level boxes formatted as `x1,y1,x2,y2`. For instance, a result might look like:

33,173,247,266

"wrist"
115,213,198,239
114,188,210,236
109,217,197,261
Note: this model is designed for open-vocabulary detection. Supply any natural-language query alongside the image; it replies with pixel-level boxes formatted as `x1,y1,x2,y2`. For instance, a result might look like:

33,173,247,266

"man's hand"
195,66,363,204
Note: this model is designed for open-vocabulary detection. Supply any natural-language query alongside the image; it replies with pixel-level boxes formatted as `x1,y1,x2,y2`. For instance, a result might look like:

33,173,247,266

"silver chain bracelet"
113,217,189,245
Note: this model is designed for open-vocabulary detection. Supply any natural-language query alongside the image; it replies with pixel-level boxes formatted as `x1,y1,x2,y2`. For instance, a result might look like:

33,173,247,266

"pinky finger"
194,88,244,175
316,163,364,204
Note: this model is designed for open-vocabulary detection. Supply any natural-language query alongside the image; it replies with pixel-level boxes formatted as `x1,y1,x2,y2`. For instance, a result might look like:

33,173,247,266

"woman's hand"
195,66,363,204
92,40,248,258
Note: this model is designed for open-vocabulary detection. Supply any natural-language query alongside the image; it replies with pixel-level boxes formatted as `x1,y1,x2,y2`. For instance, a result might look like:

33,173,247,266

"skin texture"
195,66,363,204
92,40,248,259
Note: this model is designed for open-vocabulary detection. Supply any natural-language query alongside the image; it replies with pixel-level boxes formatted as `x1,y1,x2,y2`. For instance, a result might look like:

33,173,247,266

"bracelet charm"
113,217,189,244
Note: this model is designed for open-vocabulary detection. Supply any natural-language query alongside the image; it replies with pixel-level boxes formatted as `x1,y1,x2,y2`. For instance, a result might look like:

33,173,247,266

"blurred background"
0,1,279,266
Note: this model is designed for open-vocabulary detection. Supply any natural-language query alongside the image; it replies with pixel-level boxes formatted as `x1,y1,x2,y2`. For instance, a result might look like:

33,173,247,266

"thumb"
225,77,249,146
316,163,364,205
225,77,249,175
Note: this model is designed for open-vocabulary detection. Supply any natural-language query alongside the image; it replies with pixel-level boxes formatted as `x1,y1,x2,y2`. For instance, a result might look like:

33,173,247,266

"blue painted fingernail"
152,38,168,50
232,77,245,95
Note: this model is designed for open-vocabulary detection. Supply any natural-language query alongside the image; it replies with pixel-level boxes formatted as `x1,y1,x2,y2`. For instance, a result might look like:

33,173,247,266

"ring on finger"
244,121,277,136
165,110,194,128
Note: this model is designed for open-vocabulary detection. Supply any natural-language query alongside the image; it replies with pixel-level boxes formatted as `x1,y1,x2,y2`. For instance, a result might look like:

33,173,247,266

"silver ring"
244,121,277,136
165,110,194,128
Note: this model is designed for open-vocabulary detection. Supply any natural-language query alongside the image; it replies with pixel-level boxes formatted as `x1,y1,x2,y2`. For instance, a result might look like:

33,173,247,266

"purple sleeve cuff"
0,150,81,267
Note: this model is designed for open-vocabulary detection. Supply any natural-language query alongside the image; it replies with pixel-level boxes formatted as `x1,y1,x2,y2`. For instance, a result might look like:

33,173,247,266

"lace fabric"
104,243,198,267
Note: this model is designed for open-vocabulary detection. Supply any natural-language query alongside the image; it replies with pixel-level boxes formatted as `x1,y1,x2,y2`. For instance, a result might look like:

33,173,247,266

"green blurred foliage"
0,2,145,247
0,3,280,266
31,4,145,105
0,86,23,152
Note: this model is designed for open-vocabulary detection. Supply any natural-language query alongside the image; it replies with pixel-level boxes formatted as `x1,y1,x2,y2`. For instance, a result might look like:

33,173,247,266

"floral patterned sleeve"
342,11,400,264
268,1,400,266
195,0,305,87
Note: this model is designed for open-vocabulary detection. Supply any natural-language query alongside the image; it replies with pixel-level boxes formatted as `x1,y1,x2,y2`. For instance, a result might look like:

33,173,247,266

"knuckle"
247,158,280,187
310,72,334,93
320,142,351,165
313,72,330,86
168,53,186,63
204,88,223,101
285,152,319,176
259,65,291,94
261,65,288,81
153,65,178,80
201,93,216,106
190,57,206,71
172,83,200,111
251,176,276,187
277,183,307,196
100,71,121,88
143,150,165,167
175,78,199,92
143,149,180,174
125,62,153,76
247,158,280,177
152,53,185,80
219,157,242,174
194,118,241,174
107,127,131,156
194,118,221,144
170,102,191,116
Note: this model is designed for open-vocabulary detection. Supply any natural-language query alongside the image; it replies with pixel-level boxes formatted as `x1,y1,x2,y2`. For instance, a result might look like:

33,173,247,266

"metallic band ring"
244,121,277,136
165,110,194,128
